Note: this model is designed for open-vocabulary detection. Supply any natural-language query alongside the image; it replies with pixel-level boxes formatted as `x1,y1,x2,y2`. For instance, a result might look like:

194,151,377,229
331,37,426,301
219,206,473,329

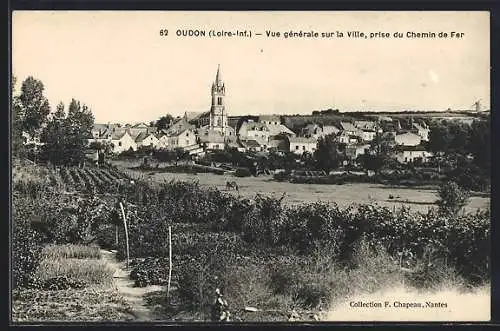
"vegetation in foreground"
12,161,489,322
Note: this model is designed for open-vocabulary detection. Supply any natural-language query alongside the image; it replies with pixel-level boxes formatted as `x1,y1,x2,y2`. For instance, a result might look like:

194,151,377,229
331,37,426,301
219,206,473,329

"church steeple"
215,64,222,84
209,65,228,134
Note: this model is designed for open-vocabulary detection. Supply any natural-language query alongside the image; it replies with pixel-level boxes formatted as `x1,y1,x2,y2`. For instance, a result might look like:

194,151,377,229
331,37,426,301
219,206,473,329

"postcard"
11,11,490,323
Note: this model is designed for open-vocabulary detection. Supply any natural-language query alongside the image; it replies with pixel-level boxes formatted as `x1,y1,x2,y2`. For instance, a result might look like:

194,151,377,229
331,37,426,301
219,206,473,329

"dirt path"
101,250,165,321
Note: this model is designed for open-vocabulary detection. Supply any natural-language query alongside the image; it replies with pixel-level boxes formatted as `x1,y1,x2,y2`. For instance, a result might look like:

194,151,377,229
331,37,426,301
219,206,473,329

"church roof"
198,129,225,143
215,64,222,84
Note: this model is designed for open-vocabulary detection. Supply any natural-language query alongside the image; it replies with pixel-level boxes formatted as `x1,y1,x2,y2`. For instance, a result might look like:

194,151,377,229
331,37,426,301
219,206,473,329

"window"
218,97,222,105
118,142,122,147
302,146,306,150
295,145,299,150
186,132,189,136
405,157,408,162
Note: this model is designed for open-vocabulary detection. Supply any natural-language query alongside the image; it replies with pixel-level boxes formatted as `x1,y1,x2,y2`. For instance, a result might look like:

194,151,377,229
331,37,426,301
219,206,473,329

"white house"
360,130,377,142
340,121,360,136
395,132,422,146
412,122,430,142
345,143,371,160
110,130,137,154
167,129,196,149
302,123,340,139
198,129,226,151
337,131,361,145
135,132,160,149
288,137,317,155
395,146,434,164
258,115,281,126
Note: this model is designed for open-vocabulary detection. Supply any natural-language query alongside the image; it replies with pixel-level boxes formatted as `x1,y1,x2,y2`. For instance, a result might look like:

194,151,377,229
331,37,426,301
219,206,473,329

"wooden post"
119,202,130,269
167,226,172,299
115,225,119,246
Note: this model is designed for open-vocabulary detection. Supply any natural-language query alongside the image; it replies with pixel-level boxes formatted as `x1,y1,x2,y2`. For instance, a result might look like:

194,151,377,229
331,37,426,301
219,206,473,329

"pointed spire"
215,64,222,84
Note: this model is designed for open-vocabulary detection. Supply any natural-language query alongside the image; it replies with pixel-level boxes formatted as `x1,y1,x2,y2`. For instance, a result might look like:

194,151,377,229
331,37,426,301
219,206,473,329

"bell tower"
210,64,228,134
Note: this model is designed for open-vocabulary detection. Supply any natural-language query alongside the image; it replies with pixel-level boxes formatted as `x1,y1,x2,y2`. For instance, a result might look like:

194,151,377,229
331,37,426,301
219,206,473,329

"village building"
412,122,430,141
135,132,161,149
302,123,340,139
238,139,263,152
339,121,360,136
258,115,281,126
337,131,362,145
109,129,137,154
198,130,226,151
395,145,434,164
394,132,422,146
345,143,371,160
287,136,318,155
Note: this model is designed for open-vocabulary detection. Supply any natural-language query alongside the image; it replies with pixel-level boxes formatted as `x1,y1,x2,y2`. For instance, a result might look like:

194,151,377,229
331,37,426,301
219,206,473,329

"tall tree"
155,114,174,130
11,75,24,157
41,99,95,165
363,131,396,173
65,99,95,164
18,76,51,138
40,102,67,165
314,135,340,172
468,117,491,173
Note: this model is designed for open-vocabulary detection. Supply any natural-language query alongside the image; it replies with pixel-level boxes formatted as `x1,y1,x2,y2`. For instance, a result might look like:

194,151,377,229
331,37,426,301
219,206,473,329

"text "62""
159,29,169,36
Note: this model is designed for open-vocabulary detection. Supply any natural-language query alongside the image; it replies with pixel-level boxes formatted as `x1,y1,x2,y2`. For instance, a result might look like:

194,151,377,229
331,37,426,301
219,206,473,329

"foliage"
41,244,102,260
314,135,341,171
40,98,95,166
155,114,174,130
234,167,252,177
12,288,132,322
437,181,471,215
17,76,51,138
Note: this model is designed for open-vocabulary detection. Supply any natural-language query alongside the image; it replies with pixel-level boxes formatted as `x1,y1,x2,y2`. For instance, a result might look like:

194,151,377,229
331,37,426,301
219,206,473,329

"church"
196,65,238,150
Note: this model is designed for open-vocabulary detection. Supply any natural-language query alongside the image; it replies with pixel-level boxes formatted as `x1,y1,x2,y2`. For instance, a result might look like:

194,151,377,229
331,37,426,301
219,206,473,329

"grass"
41,244,102,260
35,258,114,286
12,243,132,322
118,164,489,213
12,287,134,322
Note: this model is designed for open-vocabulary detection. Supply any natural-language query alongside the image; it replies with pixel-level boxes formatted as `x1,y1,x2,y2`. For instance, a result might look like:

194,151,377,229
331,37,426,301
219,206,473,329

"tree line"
12,76,95,166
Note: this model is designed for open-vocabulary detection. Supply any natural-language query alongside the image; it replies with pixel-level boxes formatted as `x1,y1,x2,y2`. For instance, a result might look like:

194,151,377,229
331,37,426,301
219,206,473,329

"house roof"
198,129,225,143
110,129,129,140
340,121,358,132
394,145,429,152
266,124,295,136
134,132,148,143
288,137,317,144
354,120,377,131
239,139,261,148
258,115,281,123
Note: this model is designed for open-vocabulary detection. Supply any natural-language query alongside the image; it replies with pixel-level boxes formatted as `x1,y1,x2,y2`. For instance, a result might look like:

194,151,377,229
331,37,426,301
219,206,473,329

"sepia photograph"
10,11,491,323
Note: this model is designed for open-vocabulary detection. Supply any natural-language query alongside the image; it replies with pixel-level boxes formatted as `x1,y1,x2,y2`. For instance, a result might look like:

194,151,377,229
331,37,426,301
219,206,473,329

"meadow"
119,166,489,214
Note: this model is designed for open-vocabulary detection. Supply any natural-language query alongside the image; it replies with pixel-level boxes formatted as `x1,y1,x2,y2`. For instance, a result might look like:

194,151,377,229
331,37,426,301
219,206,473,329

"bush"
437,181,470,215
234,168,252,177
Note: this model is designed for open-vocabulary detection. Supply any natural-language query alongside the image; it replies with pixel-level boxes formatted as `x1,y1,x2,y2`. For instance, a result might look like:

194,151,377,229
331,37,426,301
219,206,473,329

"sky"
12,11,490,124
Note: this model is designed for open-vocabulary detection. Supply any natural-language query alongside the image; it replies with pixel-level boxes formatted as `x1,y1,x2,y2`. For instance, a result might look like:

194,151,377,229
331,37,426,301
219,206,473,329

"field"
117,163,489,214
12,160,491,323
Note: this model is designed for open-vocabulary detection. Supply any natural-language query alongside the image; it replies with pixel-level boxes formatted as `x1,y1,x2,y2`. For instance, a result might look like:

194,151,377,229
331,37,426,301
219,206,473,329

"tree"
18,76,51,138
155,115,174,130
40,102,67,165
41,98,95,165
437,181,470,215
11,75,24,158
314,135,340,172
65,99,95,164
468,117,491,174
364,132,395,173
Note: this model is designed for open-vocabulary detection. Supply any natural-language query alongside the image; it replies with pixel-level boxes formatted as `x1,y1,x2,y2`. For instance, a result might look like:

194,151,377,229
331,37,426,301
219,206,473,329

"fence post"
167,225,172,300
119,202,130,269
